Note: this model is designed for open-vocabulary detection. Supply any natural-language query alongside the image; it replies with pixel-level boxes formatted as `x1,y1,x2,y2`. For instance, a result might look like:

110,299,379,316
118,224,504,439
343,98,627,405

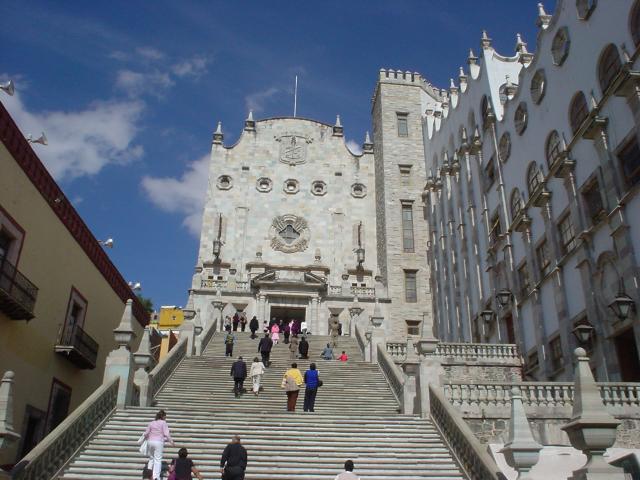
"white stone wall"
422,0,640,382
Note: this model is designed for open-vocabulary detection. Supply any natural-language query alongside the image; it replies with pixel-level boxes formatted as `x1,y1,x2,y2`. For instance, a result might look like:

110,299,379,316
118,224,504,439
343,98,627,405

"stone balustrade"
386,340,520,362
328,285,343,296
199,279,250,292
12,378,119,480
147,337,188,403
350,286,375,297
386,341,407,359
443,382,640,419
377,343,404,404
429,384,507,480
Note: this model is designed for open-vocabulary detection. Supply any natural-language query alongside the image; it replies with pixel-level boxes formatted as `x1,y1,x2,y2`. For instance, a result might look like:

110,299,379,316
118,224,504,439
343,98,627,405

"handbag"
317,379,323,387
137,433,148,456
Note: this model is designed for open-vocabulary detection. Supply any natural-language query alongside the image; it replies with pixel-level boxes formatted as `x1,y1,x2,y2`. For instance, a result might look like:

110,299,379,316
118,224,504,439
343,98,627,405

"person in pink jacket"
144,410,175,480
271,322,280,345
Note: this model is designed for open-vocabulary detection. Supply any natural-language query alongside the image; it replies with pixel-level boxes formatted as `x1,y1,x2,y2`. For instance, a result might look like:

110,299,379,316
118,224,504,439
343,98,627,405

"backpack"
225,334,234,345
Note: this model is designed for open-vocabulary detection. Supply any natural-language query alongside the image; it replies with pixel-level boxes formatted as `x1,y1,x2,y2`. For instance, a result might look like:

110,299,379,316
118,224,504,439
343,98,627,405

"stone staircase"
60,332,466,479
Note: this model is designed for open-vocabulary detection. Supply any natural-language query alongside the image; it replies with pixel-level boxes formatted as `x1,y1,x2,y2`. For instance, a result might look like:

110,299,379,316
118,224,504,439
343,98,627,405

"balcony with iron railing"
0,258,38,320
54,324,99,369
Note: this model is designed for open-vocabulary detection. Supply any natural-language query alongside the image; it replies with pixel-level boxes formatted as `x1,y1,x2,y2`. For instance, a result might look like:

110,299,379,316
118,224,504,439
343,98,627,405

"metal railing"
429,385,507,480
0,257,38,319
12,378,119,480
147,337,188,402
56,324,99,369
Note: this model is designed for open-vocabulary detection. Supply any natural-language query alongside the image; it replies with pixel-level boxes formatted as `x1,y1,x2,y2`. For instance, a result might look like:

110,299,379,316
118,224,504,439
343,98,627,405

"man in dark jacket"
230,356,247,398
220,435,248,480
257,333,273,367
298,336,309,359
249,316,259,339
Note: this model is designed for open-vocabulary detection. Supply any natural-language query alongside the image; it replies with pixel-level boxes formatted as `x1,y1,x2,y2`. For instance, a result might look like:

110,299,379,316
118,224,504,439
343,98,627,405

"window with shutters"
617,135,640,189
598,44,622,94
401,203,415,253
406,320,421,336
569,93,589,135
404,270,417,303
397,113,408,137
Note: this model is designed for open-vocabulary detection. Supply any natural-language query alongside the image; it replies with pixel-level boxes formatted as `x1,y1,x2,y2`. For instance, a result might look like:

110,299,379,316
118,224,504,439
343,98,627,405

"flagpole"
294,76,298,118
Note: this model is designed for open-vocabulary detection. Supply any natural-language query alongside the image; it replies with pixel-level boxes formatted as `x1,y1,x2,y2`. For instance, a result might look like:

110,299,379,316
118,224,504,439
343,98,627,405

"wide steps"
60,333,465,480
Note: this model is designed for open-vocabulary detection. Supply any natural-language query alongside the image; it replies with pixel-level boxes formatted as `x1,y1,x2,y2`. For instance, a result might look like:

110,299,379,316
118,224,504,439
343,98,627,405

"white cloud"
136,46,165,61
2,92,144,180
172,55,209,78
141,154,209,236
245,87,279,114
346,139,363,155
115,69,175,98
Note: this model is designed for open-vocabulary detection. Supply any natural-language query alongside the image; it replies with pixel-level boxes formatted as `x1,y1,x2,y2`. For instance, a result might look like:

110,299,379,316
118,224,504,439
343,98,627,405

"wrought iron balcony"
55,324,99,369
0,258,38,320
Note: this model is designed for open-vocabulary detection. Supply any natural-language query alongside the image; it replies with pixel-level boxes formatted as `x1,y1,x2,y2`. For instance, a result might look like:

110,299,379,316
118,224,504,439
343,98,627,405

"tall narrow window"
401,203,415,253
569,93,589,135
598,44,622,93
582,178,605,224
536,239,552,278
558,214,578,255
518,262,531,298
404,270,417,303
397,113,408,137
549,336,564,372
618,135,640,189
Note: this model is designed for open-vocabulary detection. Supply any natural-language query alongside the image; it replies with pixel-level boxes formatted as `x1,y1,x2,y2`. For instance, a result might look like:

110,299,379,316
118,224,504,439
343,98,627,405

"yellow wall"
158,307,184,328
0,143,144,464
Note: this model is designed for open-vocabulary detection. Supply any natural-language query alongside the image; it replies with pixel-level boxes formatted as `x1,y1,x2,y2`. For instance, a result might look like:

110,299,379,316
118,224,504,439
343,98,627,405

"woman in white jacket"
249,357,266,396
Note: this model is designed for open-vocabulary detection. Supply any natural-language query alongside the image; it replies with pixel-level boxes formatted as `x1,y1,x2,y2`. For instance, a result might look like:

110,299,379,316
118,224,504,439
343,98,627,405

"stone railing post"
179,308,197,357
500,387,541,479
348,303,363,338
0,371,20,479
401,337,419,414
561,348,625,480
368,300,385,363
416,317,440,417
364,328,373,362
103,299,137,407
212,300,226,331
133,327,156,407
193,310,204,356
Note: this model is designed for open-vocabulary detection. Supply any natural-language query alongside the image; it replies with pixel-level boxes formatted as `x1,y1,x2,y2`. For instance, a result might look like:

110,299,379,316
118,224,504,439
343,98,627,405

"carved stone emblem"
276,134,312,165
270,214,310,253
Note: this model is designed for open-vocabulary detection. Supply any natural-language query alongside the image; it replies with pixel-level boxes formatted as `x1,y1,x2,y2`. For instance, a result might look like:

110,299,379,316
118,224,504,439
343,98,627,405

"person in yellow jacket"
281,362,304,411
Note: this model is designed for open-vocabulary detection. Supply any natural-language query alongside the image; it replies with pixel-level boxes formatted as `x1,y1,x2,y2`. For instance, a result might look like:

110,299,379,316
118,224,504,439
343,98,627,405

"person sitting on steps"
321,343,334,360
338,351,348,362
298,335,309,359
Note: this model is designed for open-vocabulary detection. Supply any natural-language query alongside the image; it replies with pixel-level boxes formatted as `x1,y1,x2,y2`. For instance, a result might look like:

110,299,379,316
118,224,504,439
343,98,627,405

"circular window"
499,133,511,162
283,179,299,194
514,102,528,135
530,69,546,104
576,0,597,20
311,180,327,196
351,183,367,198
217,175,232,190
256,177,272,193
551,27,571,66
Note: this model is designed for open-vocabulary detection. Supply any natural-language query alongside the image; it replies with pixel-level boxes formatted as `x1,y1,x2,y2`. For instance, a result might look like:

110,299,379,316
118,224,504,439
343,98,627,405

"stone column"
348,304,363,337
369,302,385,363
133,327,156,407
0,371,20,477
309,297,319,335
257,293,267,323
212,300,226,331
401,337,419,414
103,299,137,407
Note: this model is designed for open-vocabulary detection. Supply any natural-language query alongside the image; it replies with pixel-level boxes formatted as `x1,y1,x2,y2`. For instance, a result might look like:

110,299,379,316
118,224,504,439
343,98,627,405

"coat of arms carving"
270,214,310,253
276,134,312,165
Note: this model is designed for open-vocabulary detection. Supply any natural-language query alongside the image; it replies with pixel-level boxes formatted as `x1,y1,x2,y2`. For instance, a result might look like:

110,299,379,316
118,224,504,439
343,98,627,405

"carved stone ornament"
270,214,310,253
276,133,312,165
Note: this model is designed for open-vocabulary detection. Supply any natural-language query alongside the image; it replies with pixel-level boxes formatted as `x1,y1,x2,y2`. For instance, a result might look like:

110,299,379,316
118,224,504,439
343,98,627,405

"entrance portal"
614,328,640,381
269,306,306,324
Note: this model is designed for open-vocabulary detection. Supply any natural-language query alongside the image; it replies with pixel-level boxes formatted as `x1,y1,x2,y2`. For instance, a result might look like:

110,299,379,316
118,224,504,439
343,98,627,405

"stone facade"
191,115,432,337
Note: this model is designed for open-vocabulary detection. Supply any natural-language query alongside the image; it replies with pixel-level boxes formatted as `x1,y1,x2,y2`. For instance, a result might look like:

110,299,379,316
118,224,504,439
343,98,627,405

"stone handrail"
443,381,640,417
12,378,119,480
354,323,366,357
200,279,227,290
377,343,404,404
329,285,342,296
386,341,520,362
429,384,506,480
148,336,188,402
199,318,218,352
350,286,375,297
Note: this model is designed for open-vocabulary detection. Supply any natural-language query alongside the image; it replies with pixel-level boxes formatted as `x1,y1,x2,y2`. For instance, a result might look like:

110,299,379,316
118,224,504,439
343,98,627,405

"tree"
136,294,154,313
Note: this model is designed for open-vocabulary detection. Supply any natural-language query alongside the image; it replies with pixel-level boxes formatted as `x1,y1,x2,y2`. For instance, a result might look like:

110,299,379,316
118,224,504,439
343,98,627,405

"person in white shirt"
335,460,360,480
301,320,308,335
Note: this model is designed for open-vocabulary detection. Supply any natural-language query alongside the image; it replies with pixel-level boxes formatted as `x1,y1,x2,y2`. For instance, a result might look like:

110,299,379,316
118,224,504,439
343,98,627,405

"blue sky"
1,0,555,309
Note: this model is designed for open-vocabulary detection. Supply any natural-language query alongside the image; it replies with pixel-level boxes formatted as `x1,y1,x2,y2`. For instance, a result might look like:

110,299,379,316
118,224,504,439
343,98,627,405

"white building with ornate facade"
422,0,640,382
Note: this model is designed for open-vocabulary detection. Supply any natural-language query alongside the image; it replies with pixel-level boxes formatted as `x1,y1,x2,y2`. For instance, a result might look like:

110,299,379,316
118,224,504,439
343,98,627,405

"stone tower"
371,69,439,337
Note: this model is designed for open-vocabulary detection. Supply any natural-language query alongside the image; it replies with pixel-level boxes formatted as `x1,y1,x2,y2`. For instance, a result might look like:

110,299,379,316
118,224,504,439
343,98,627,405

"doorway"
269,306,305,324
614,328,640,381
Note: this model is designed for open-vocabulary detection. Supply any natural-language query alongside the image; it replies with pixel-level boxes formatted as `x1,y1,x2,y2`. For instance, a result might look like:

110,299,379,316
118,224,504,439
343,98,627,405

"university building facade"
190,0,640,383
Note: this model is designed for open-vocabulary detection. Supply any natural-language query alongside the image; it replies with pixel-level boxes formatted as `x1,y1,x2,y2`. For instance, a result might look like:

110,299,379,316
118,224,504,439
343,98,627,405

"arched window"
631,0,640,47
598,44,622,93
527,163,543,195
569,92,589,135
511,189,523,218
546,131,565,167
